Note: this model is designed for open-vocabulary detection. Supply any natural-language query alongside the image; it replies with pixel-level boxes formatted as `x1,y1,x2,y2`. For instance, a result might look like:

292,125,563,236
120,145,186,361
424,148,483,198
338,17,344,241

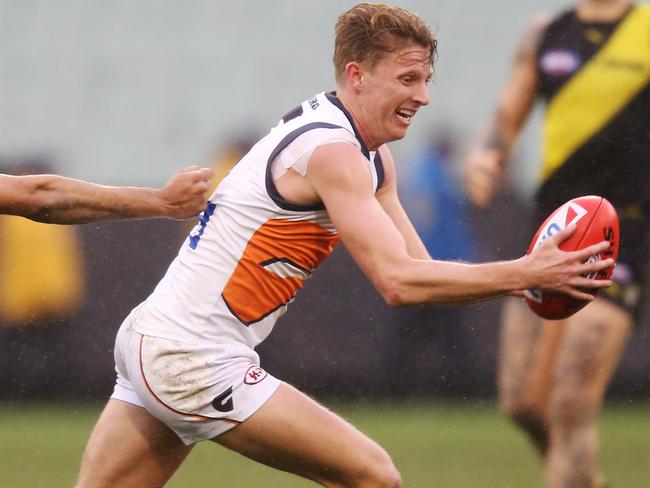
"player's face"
357,43,432,149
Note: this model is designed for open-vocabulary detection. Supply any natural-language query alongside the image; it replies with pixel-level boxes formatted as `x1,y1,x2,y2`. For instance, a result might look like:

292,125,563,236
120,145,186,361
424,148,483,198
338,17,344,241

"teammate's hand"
462,149,502,207
158,166,214,219
521,225,614,301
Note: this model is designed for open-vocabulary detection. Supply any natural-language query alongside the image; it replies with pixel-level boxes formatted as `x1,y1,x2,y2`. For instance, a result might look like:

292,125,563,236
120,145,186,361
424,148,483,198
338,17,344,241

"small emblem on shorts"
212,386,234,412
244,366,268,385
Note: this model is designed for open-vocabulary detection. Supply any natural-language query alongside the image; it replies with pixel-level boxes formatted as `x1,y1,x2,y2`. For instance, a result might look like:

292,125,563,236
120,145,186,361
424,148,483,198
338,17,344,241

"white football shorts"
111,306,281,445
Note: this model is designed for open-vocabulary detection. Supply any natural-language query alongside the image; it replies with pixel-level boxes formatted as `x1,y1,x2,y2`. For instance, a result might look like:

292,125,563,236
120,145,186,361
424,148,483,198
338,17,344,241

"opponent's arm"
375,145,431,260
307,143,612,307
463,14,551,207
0,165,214,224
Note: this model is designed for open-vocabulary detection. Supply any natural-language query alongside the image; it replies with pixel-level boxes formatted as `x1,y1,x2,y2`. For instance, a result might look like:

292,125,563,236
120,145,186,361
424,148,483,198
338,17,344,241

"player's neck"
577,0,631,22
335,89,379,151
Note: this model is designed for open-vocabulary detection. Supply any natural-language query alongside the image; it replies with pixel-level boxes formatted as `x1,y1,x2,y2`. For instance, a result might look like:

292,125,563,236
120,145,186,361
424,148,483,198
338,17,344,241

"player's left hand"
462,149,502,208
158,165,214,219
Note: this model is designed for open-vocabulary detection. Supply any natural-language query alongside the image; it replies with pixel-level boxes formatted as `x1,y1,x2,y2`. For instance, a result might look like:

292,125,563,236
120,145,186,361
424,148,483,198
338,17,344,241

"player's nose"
413,80,429,106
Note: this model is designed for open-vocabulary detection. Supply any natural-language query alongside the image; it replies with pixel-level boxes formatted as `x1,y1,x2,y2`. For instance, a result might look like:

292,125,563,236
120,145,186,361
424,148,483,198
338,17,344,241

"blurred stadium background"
1,1,649,486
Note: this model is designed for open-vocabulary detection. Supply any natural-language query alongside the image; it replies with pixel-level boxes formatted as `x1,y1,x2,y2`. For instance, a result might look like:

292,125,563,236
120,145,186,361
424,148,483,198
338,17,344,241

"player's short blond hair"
333,2,437,82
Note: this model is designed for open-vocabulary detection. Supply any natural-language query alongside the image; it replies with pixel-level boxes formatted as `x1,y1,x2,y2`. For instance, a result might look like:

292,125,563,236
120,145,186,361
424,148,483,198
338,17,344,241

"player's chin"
386,124,410,142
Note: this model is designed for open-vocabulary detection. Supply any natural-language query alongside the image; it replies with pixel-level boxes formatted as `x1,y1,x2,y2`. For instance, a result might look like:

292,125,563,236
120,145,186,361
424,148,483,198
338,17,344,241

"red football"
524,195,619,320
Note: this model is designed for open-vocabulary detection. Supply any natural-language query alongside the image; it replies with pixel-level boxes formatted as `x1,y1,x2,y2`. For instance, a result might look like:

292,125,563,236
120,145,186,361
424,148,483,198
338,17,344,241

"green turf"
0,400,648,487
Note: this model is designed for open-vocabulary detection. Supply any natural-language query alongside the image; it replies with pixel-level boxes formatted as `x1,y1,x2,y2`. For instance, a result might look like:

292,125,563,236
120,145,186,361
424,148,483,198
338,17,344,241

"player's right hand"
462,149,502,208
521,225,614,301
158,165,214,219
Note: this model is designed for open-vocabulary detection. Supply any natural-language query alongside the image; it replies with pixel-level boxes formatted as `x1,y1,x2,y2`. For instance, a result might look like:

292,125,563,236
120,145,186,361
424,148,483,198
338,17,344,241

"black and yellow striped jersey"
534,4,650,215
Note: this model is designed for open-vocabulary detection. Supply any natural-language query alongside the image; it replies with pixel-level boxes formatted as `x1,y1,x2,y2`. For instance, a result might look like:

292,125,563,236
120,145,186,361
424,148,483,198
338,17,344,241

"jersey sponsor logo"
212,386,234,413
222,218,339,325
540,49,581,76
244,365,268,385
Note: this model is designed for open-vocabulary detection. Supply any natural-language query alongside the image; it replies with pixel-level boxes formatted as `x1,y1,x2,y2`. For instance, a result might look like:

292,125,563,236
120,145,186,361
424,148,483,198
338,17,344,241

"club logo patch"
244,365,268,385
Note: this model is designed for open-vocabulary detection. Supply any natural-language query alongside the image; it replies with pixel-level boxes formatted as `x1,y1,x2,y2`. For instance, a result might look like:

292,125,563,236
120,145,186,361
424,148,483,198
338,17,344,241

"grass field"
1,400,649,487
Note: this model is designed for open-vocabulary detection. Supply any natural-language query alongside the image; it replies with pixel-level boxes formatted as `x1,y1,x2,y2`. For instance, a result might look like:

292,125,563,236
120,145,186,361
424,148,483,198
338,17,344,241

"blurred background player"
76,3,614,488
463,1,650,486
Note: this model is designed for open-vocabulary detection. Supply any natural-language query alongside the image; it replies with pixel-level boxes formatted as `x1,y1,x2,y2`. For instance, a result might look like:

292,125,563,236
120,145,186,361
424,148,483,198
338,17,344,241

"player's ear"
345,61,365,90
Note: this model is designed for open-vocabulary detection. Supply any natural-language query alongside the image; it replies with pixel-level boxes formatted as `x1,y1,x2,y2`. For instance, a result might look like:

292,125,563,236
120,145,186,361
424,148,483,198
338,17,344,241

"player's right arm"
463,14,551,207
307,142,612,307
0,165,213,224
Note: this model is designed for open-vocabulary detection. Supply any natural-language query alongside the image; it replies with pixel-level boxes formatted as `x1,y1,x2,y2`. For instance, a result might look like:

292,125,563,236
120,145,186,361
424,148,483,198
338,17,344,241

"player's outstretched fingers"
547,223,577,247
577,257,615,276
574,240,613,262
575,276,612,289
194,167,214,182
178,164,200,172
562,287,597,302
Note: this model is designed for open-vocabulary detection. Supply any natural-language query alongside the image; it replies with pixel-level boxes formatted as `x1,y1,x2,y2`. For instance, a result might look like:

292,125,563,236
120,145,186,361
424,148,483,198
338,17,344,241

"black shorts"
535,202,648,317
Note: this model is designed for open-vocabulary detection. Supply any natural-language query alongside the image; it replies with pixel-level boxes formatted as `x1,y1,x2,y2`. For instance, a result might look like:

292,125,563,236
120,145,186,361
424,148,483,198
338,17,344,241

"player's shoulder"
310,138,364,164
526,7,578,36
517,10,569,56
523,12,554,41
536,7,581,34
308,140,370,185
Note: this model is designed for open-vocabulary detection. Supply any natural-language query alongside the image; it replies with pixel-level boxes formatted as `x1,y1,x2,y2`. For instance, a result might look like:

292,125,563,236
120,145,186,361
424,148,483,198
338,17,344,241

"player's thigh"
552,299,632,407
498,297,564,412
214,382,400,487
77,399,193,488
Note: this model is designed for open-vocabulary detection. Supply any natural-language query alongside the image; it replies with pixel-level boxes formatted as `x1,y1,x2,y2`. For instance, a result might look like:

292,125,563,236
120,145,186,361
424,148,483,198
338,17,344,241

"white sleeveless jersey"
135,92,385,348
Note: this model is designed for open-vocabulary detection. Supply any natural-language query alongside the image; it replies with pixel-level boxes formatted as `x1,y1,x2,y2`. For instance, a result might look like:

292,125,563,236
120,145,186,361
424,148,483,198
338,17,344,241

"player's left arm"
375,145,431,260
462,13,551,207
0,165,213,224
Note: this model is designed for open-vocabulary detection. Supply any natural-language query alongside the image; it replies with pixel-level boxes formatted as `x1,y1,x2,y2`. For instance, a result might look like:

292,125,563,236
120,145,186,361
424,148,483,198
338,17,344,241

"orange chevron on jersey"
222,219,340,325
